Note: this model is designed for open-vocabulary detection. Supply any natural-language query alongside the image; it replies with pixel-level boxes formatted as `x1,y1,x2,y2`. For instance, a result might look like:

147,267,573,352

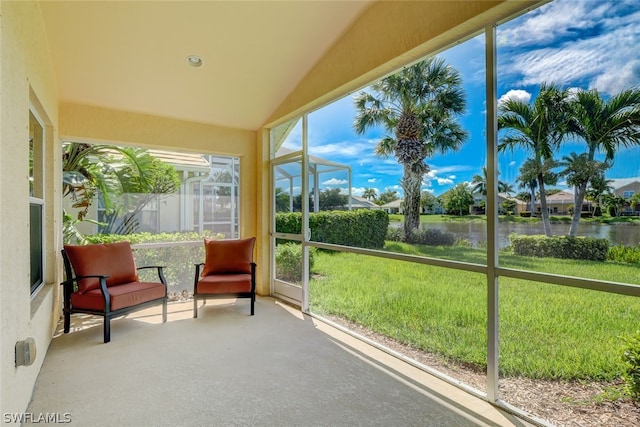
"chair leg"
193,298,198,318
103,318,111,343
63,310,70,333
162,300,167,323
250,296,255,316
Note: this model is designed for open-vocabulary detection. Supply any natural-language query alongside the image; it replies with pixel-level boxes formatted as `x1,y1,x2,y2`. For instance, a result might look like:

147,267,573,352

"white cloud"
509,161,516,167
323,178,347,185
498,89,531,106
310,141,371,158
591,60,640,94
367,178,377,183
498,0,606,48
448,175,456,180
499,1,640,95
437,178,454,185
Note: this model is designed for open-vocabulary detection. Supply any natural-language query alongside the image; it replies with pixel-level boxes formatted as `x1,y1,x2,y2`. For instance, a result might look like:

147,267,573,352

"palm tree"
498,84,571,236
362,188,377,202
559,152,609,218
565,88,640,236
353,57,468,237
62,142,178,239
63,143,153,220
586,173,612,217
470,166,510,196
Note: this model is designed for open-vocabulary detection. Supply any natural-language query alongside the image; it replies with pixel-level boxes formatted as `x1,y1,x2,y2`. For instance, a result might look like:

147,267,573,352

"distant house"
381,199,404,214
535,190,588,215
497,193,526,215
610,178,640,215
610,178,640,199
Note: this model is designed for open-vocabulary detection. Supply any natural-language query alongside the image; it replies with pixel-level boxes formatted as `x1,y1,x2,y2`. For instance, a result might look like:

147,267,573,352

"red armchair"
193,237,256,318
61,241,168,343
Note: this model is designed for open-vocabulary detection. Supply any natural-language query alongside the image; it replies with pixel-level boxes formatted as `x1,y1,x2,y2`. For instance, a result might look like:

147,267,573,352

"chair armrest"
61,274,111,291
137,266,168,287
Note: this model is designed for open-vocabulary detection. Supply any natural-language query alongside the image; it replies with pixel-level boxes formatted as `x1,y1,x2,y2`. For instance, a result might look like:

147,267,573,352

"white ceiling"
40,1,374,131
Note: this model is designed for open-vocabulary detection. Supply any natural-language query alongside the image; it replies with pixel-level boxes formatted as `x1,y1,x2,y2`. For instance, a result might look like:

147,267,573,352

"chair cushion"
64,242,138,293
196,274,252,294
70,281,166,311
201,237,255,276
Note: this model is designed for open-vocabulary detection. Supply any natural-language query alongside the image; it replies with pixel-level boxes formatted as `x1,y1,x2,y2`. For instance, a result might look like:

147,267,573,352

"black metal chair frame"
61,249,168,343
193,262,256,318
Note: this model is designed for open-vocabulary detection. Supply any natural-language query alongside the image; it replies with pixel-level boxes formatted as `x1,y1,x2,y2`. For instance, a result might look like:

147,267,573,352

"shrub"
519,211,532,217
621,331,640,401
386,227,405,242
510,234,609,261
406,227,456,246
608,244,640,265
275,242,316,283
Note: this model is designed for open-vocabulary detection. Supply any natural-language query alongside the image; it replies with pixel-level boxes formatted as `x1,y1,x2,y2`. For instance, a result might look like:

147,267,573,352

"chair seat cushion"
70,281,166,311
196,274,252,294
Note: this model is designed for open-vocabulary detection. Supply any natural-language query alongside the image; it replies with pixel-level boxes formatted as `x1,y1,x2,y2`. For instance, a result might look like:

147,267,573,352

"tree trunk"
568,182,588,237
537,174,552,237
530,188,536,215
401,164,422,238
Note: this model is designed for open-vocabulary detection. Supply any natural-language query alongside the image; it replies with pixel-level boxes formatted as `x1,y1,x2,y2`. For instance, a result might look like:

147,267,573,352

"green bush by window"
510,234,609,261
85,231,222,294
275,242,316,284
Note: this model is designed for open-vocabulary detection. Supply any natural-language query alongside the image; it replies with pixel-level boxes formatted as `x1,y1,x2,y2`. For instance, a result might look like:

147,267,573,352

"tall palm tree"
353,57,467,237
565,88,640,236
362,188,377,202
498,84,571,236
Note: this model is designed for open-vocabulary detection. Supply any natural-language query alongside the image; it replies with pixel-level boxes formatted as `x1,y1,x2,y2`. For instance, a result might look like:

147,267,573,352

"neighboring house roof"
149,150,210,169
609,178,640,189
544,190,575,203
351,196,379,208
381,199,403,209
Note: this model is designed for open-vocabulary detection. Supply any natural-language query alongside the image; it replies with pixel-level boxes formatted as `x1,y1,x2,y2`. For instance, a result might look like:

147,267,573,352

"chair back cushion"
64,241,138,293
201,237,255,276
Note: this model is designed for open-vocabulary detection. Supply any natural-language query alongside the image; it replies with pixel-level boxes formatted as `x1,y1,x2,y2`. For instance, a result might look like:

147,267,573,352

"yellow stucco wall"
1,0,61,416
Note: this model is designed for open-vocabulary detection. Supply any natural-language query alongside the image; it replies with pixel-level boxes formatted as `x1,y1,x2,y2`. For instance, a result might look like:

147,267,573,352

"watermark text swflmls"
3,412,72,424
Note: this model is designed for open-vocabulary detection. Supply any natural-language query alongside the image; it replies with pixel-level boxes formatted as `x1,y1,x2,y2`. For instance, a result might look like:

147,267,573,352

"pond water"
415,220,640,249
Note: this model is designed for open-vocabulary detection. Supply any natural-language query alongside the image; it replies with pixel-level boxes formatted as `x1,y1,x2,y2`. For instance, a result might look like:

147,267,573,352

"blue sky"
282,0,640,198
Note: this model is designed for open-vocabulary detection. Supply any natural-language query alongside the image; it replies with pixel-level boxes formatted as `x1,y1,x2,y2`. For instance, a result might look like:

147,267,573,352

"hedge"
276,210,389,249
84,231,222,297
510,234,609,261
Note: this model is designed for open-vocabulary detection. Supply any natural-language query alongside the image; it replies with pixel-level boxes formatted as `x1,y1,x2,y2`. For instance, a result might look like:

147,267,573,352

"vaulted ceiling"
40,1,374,131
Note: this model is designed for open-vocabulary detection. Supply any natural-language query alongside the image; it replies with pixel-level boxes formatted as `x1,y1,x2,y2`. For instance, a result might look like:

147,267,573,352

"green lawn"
309,242,640,381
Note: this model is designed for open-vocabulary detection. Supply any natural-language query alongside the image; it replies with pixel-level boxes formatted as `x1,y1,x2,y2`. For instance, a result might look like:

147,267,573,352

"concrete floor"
25,297,535,427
